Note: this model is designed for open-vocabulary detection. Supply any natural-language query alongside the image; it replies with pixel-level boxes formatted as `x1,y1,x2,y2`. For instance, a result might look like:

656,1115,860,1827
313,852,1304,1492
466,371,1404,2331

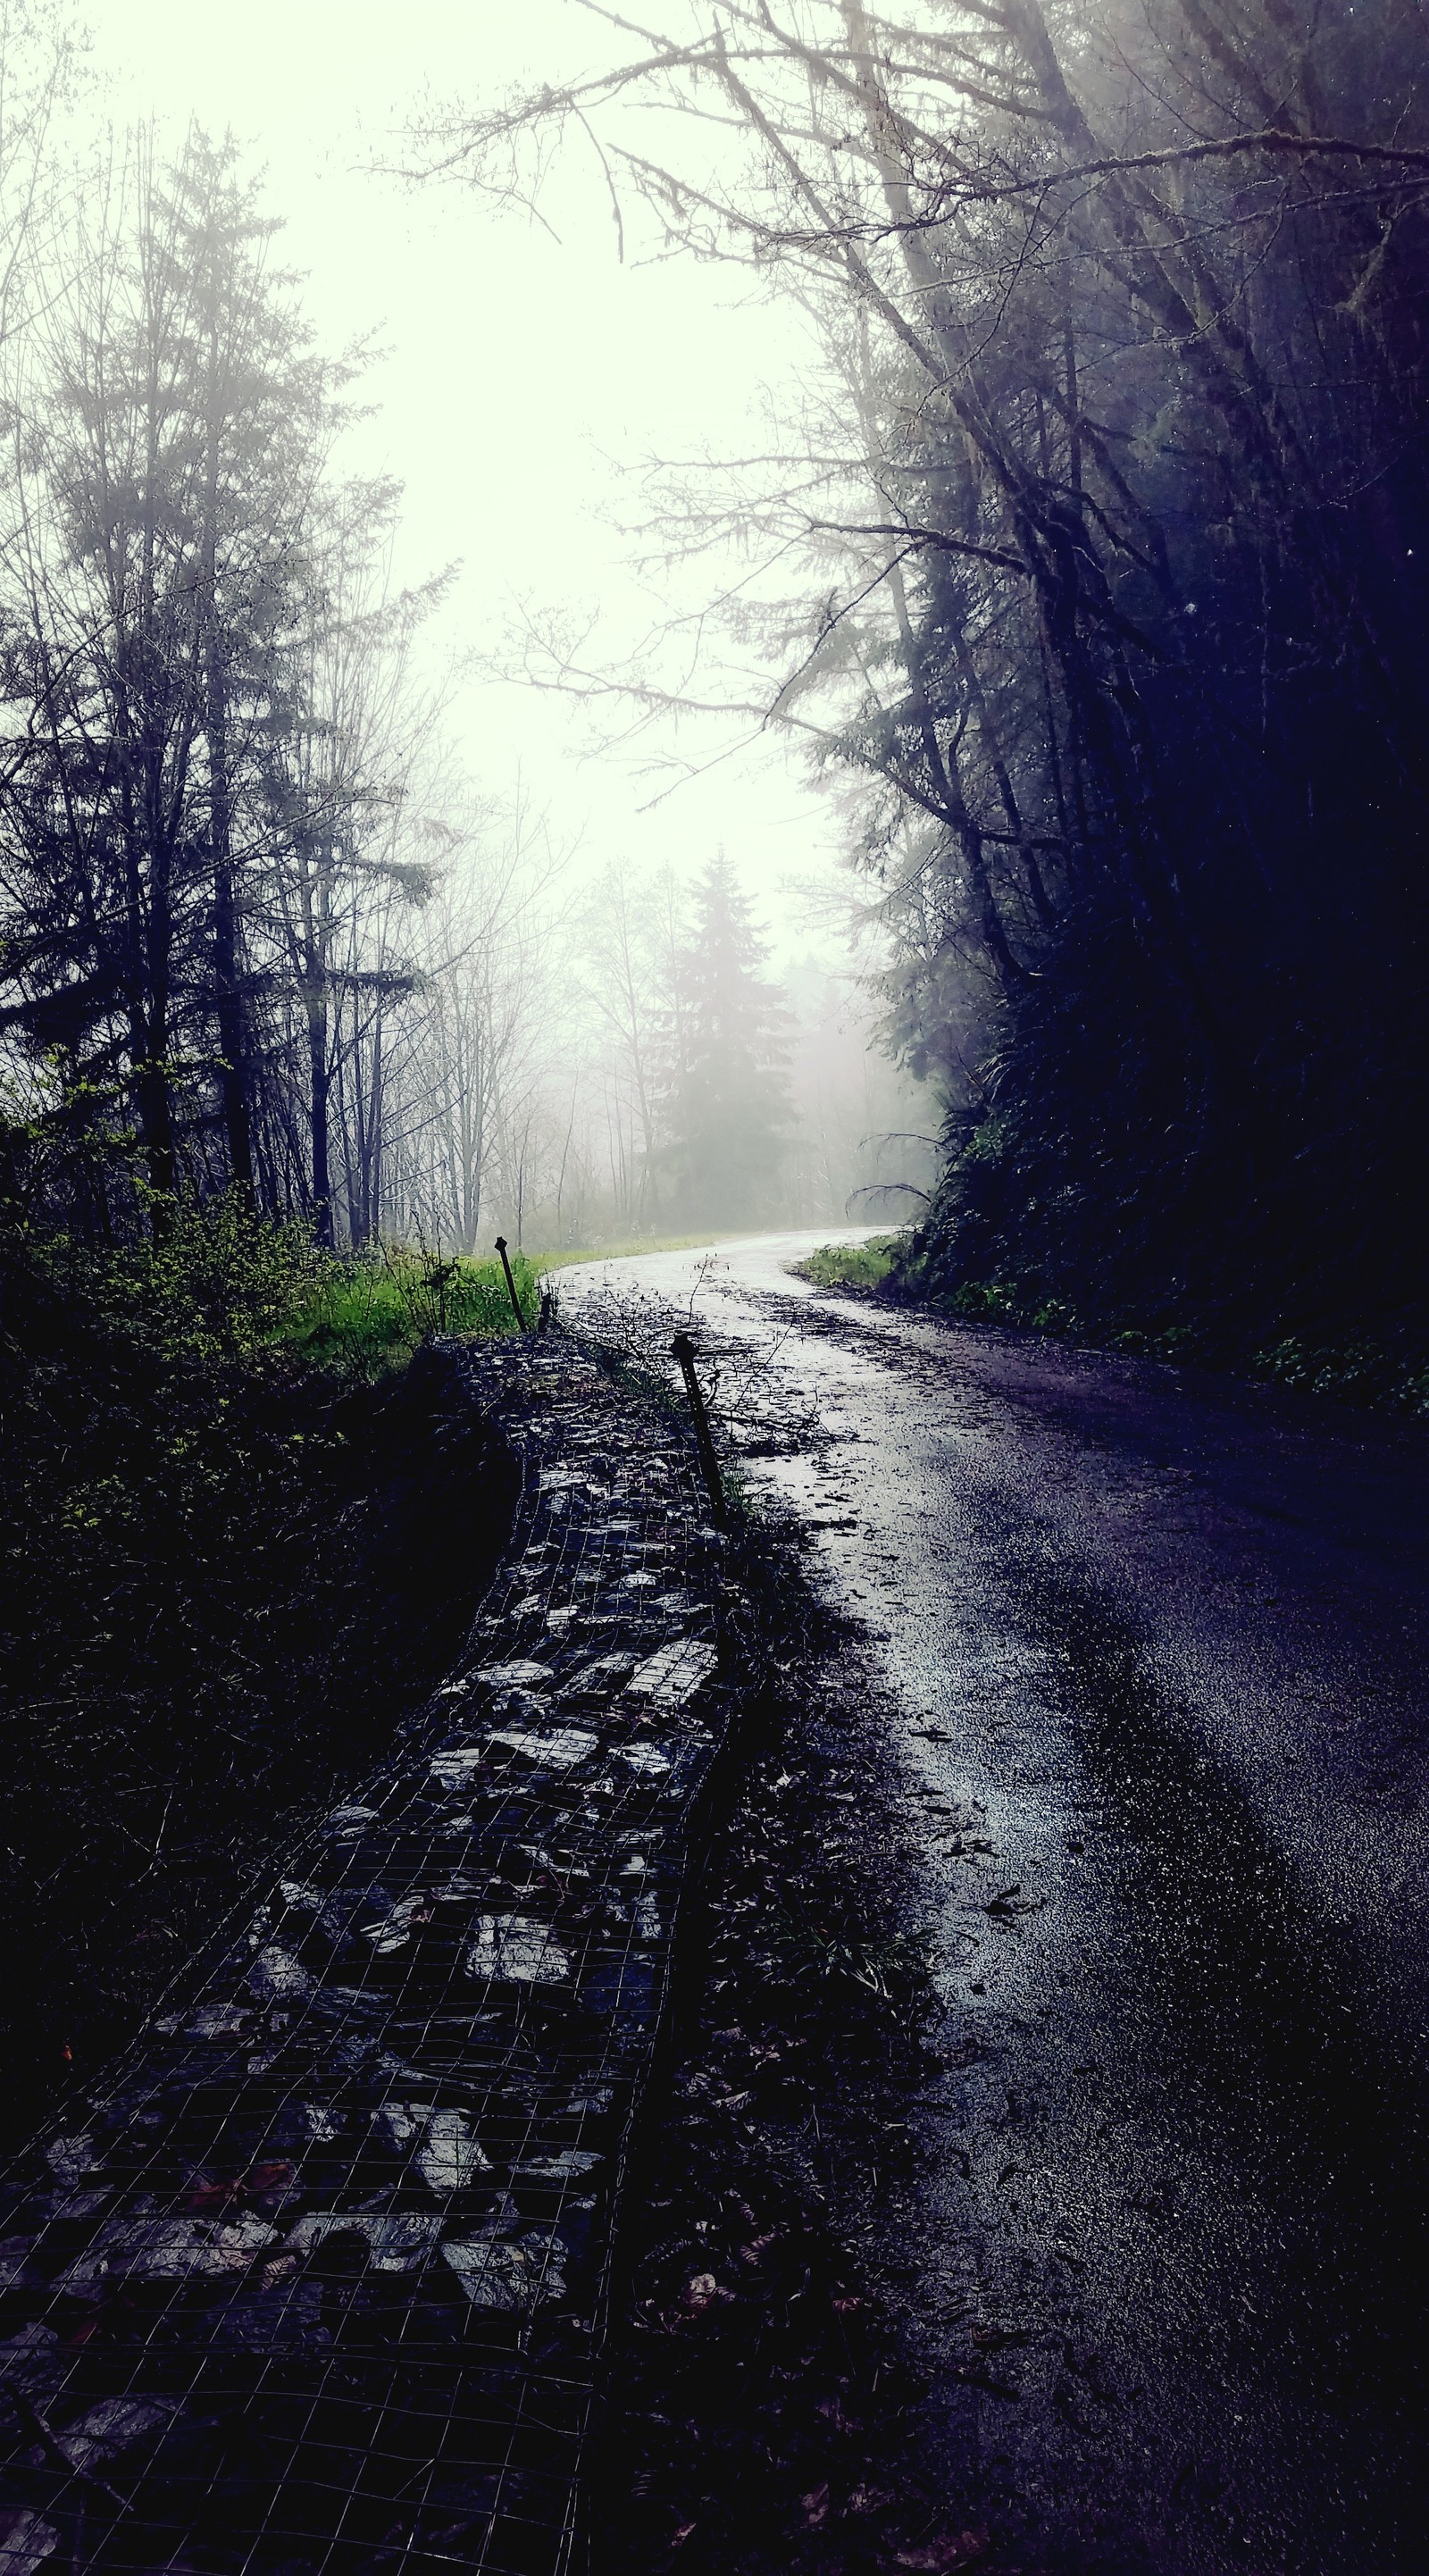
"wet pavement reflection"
562,1233,1429,2574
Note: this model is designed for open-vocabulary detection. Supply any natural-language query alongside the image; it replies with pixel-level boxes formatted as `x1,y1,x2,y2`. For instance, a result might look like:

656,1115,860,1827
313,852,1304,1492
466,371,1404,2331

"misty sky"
71,0,845,970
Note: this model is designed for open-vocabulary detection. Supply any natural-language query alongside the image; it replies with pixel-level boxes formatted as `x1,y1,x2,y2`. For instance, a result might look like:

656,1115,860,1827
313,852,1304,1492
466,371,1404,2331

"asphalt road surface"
561,1232,1429,2574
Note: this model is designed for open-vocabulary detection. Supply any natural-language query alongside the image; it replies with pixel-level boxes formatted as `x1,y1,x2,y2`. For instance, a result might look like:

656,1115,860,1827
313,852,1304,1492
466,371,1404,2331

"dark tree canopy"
419,0,1429,1367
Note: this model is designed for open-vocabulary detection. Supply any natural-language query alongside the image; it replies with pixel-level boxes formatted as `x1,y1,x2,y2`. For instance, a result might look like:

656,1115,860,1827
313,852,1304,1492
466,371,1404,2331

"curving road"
563,1233,1429,2573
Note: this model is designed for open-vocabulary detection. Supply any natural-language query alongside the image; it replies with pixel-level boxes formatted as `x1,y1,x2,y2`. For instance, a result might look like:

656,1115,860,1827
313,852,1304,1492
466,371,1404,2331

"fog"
6,0,1418,1303
0,0,926,1246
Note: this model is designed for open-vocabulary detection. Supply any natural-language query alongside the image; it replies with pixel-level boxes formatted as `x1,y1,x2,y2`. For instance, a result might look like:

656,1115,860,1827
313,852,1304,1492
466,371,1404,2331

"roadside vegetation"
282,1239,546,1371
791,1235,907,1293
915,1272,1429,1416
796,1234,1429,1417
281,1233,781,1371
0,1195,520,2148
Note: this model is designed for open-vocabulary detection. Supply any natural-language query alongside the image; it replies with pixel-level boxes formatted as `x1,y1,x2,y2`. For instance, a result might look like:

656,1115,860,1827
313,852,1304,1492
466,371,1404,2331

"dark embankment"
0,1234,517,2150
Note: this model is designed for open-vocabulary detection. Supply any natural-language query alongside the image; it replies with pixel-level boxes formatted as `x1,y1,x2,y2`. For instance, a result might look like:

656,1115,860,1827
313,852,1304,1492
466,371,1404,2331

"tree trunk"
307,979,332,1248
199,304,254,1198
213,856,253,1195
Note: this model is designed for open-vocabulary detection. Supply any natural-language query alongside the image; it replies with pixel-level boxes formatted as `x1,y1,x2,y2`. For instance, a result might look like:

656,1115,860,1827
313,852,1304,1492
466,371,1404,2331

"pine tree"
662,856,792,1228
0,130,324,1222
0,130,436,1245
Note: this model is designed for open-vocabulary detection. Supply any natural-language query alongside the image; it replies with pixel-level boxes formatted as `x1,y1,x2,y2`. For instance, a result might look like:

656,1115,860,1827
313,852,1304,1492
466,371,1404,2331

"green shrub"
280,1242,544,1376
3,1200,547,1384
791,1233,907,1291
0,1192,330,1371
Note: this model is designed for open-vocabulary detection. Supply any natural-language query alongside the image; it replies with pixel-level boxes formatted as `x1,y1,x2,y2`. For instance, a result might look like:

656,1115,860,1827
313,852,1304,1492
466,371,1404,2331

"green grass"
280,1234,787,1376
790,1233,907,1291
90,1217,833,1384
280,1245,546,1375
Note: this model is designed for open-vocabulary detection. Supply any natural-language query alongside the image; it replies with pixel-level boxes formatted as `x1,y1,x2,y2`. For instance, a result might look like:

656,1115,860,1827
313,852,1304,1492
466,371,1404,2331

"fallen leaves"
892,2531,990,2572
683,2270,734,2314
980,1885,1045,1920
737,2231,781,2270
948,2363,1022,2400
184,2160,293,2212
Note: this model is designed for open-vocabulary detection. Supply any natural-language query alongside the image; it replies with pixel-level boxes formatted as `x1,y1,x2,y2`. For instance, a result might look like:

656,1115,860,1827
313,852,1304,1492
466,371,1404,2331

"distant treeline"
0,71,908,1260
436,0,1429,1360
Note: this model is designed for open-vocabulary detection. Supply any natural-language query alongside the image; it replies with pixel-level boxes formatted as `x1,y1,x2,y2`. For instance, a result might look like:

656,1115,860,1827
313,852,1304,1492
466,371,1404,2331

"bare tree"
407,0,1429,1334
380,789,568,1251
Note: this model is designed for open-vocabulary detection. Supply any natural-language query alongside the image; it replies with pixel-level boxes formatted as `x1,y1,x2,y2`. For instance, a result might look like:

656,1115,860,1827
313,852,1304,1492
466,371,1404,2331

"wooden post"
671,1333,728,1529
494,1236,525,1332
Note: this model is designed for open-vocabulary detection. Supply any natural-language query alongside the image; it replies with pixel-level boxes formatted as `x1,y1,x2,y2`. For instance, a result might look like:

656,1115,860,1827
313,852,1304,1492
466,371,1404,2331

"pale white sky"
65,0,845,966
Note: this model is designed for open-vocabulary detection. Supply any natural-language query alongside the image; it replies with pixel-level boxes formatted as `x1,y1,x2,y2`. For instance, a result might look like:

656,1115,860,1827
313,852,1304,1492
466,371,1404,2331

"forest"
414,0,1429,1396
4,0,1425,1393
0,79,905,1264
3,9,1429,2575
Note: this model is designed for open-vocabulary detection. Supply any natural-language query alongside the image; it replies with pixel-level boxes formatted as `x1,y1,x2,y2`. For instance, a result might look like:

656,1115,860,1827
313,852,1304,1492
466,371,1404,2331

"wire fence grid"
0,1334,731,2576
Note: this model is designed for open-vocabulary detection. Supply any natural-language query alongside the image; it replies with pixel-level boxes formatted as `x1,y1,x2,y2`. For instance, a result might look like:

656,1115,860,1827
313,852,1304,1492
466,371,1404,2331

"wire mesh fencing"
0,1335,732,2575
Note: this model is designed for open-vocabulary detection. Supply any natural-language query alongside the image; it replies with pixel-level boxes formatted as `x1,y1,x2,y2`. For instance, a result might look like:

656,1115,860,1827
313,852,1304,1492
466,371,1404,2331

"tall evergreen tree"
0,128,438,1245
663,856,791,1229
0,131,323,1221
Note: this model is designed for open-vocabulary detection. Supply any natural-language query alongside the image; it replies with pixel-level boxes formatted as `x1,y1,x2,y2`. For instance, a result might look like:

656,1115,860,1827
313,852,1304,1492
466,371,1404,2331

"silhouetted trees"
0,121,450,1245
420,0,1429,1345
0,38,933,1262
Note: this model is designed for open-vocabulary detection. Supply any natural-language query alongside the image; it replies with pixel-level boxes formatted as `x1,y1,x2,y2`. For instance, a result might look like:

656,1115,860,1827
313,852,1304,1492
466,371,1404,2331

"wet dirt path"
561,1234,1429,2575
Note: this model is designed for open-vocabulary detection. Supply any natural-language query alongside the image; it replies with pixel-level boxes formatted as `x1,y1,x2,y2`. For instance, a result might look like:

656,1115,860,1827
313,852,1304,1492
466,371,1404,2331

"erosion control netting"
0,1337,730,2575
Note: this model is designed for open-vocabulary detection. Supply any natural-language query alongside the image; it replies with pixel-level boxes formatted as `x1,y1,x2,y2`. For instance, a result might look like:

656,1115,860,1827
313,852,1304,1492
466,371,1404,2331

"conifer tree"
662,856,791,1229
0,128,436,1243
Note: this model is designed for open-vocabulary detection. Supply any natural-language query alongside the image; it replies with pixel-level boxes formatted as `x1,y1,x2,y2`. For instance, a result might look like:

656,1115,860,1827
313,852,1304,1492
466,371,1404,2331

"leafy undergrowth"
0,1208,518,2151
917,1274,1429,1417
595,1518,982,2576
1240,1324,1429,1413
790,1235,908,1293
796,1226,1429,1418
280,1240,547,1373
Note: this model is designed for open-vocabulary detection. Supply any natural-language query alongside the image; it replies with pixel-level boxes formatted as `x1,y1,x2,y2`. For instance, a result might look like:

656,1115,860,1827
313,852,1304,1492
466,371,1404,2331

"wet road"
562,1234,1429,2573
